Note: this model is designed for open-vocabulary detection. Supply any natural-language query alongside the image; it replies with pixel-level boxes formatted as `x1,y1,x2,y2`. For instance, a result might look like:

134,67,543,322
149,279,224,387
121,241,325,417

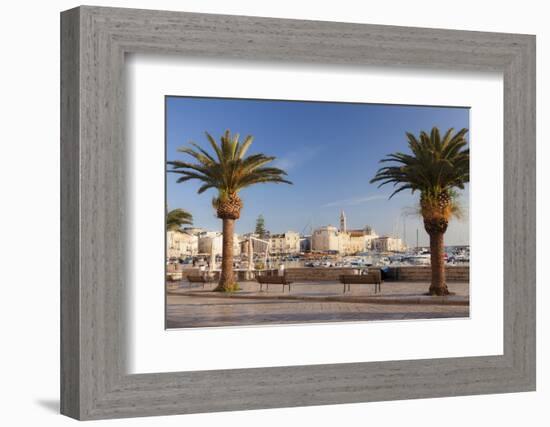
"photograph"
165,96,470,329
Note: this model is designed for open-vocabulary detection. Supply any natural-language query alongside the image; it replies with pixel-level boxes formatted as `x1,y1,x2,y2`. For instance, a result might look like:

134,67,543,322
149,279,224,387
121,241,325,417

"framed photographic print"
61,5,536,420
163,97,472,330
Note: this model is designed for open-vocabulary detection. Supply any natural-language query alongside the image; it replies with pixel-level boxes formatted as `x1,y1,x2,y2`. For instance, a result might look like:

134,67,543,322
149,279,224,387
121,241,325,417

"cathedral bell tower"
340,210,347,233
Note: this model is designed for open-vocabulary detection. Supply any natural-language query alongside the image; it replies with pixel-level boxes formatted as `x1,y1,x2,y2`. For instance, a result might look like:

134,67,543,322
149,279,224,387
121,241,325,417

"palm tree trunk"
428,231,449,296
215,218,236,292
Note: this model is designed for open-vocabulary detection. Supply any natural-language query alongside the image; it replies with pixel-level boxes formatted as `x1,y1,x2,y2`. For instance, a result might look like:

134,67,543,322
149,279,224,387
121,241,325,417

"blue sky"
166,96,470,246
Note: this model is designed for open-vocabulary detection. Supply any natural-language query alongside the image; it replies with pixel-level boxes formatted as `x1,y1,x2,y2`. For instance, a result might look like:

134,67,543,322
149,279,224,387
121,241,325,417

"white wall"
0,0,547,426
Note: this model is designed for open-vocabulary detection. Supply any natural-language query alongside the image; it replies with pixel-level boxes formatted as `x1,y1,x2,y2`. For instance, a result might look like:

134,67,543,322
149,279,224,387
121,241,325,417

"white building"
181,226,204,235
167,230,198,259
372,236,405,252
312,211,379,254
269,231,301,254
198,231,221,255
348,230,369,253
341,211,379,254
347,225,378,253
311,225,346,253
198,231,241,256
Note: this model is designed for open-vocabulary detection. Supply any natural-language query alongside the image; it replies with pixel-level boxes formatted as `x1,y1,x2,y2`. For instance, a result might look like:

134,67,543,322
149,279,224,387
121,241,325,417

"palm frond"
168,130,293,201
371,126,469,200
166,208,193,231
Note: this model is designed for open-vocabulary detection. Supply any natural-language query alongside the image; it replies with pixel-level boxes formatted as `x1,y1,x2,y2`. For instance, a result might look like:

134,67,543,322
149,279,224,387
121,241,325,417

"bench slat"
256,275,292,293
339,274,380,284
257,276,292,284
339,273,382,294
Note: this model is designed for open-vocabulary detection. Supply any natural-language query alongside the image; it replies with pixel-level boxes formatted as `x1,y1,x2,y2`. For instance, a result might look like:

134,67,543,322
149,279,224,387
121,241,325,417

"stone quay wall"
272,266,469,282
385,266,469,282
167,265,469,283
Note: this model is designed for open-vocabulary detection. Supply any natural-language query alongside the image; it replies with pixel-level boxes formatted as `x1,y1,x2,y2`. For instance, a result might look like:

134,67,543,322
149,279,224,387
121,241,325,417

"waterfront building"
340,232,352,254
372,235,405,252
313,211,379,254
341,211,379,253
311,225,346,253
311,211,378,255
197,231,222,255
348,230,370,253
167,230,198,258
181,226,205,235
347,225,378,253
269,231,301,255
198,231,241,256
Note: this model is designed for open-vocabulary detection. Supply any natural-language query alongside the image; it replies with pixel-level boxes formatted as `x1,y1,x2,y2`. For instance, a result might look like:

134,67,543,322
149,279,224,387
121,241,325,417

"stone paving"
166,280,470,328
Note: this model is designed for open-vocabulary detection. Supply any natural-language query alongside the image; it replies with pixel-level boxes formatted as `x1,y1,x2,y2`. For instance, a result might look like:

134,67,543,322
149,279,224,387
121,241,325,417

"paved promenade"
166,281,469,328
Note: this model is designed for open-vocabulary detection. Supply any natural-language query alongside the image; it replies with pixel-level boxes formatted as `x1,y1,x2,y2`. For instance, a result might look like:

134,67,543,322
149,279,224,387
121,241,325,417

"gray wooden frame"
61,5,536,420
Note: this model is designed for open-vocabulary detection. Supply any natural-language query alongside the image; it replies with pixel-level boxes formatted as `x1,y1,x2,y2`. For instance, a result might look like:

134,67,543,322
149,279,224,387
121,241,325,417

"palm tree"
370,127,469,296
168,130,292,292
166,208,193,231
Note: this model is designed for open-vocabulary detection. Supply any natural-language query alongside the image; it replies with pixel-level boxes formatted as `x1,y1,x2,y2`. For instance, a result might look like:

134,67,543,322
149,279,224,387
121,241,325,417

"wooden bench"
187,275,214,289
339,271,382,294
256,275,293,292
